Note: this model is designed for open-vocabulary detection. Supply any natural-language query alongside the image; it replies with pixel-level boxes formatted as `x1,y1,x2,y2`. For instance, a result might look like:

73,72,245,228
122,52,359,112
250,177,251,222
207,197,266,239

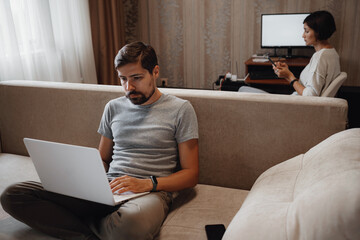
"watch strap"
150,176,158,192
290,79,298,88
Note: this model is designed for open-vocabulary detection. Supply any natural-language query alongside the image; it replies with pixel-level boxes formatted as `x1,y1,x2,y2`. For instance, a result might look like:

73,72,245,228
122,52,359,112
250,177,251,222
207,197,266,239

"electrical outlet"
160,78,168,87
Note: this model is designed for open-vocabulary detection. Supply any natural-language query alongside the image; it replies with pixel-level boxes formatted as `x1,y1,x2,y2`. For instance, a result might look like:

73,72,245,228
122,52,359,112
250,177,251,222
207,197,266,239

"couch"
0,80,358,240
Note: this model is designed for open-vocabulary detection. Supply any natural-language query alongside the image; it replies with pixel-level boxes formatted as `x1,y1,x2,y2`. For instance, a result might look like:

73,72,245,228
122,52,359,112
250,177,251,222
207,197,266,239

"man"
1,42,199,240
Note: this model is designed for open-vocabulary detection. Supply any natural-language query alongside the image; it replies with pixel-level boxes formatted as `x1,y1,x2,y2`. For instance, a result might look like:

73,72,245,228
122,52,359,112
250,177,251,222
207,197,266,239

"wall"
230,0,360,87
129,0,360,88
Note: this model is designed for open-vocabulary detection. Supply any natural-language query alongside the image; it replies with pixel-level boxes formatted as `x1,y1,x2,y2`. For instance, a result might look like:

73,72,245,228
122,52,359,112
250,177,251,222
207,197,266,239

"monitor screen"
261,13,310,48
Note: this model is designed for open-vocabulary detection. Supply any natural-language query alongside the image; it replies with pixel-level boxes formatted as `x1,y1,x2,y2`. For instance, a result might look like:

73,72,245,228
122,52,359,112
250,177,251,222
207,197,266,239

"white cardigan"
294,48,341,96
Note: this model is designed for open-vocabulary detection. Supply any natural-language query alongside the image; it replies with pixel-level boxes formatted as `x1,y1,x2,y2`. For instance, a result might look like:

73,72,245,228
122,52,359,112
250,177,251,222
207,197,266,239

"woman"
240,10,340,96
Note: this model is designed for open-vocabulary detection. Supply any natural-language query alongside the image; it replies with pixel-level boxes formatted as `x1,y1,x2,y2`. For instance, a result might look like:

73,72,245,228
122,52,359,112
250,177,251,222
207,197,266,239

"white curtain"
0,0,97,83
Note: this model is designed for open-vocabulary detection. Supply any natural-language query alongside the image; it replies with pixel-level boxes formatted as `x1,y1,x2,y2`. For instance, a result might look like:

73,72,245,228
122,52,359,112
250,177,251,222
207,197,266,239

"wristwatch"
150,176,158,192
290,79,298,88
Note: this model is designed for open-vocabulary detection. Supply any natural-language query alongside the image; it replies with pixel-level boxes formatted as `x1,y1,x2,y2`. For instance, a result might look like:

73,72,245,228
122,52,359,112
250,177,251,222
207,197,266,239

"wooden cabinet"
245,57,310,85
221,57,310,93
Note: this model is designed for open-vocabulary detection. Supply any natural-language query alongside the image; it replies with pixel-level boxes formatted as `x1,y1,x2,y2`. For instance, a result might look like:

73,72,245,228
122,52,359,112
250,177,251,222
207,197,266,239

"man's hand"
110,175,152,194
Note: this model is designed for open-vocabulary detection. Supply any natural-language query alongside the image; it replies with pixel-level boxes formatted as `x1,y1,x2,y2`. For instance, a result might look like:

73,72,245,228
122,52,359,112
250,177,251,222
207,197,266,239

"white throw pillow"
223,129,360,240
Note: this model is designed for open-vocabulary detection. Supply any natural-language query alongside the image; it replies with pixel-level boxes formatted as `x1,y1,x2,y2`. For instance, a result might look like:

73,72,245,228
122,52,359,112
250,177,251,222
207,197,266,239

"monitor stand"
270,48,279,57
269,48,285,58
285,47,309,58
269,48,307,59
286,47,295,58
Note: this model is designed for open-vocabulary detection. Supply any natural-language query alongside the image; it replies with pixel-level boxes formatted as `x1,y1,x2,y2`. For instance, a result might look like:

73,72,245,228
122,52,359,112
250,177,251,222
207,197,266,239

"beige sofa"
0,80,358,240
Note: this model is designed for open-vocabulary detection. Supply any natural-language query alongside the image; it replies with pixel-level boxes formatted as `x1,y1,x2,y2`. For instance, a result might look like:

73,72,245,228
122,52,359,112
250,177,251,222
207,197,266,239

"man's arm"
156,138,199,191
110,138,199,194
98,135,113,172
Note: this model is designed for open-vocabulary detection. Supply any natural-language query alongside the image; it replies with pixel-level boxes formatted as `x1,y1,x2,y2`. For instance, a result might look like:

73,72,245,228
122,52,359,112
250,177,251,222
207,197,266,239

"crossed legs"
1,181,172,240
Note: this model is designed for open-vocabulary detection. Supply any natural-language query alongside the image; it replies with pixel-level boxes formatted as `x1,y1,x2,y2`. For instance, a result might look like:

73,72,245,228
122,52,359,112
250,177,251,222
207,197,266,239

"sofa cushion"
0,153,39,195
223,128,360,240
157,184,249,240
0,154,39,221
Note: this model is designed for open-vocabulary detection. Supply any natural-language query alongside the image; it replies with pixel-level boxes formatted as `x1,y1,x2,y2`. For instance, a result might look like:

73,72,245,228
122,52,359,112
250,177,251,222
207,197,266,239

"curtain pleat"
0,0,97,83
89,0,126,85
87,0,360,87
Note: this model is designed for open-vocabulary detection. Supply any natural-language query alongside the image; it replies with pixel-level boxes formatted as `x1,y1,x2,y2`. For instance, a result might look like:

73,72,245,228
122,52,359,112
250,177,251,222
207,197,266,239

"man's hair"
304,11,336,41
114,41,158,74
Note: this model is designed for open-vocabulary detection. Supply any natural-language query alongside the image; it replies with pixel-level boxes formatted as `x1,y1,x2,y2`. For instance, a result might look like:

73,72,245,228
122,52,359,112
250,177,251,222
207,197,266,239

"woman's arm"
274,62,305,95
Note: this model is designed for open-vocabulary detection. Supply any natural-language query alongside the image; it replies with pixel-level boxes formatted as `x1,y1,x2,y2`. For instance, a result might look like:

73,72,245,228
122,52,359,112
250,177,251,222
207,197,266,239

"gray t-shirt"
98,93,198,180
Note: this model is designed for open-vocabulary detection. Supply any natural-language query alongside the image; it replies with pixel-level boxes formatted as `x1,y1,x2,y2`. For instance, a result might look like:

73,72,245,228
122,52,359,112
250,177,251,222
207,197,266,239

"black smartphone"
267,56,277,67
205,224,226,240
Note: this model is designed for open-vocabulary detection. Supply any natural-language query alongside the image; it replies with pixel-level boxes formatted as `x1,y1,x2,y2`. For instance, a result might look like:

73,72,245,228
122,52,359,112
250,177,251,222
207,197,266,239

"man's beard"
126,87,156,105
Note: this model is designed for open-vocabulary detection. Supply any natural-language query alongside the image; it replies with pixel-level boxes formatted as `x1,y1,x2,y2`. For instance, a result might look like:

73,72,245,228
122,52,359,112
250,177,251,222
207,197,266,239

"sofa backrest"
0,80,348,190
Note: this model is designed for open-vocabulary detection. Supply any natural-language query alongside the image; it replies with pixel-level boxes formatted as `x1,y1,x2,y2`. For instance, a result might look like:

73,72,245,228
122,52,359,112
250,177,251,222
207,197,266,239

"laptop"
23,138,148,206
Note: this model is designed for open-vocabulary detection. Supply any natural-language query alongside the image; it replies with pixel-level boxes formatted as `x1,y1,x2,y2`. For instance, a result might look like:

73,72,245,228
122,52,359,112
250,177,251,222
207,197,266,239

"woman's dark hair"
114,41,158,74
303,11,336,41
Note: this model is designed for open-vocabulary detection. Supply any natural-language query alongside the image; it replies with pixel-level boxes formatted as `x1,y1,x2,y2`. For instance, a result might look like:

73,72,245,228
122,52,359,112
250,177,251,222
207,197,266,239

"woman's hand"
273,61,305,95
273,62,296,82
110,175,152,194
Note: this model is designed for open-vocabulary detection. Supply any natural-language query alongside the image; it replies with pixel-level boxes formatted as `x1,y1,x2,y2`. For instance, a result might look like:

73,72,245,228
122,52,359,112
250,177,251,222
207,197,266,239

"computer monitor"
261,13,310,58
